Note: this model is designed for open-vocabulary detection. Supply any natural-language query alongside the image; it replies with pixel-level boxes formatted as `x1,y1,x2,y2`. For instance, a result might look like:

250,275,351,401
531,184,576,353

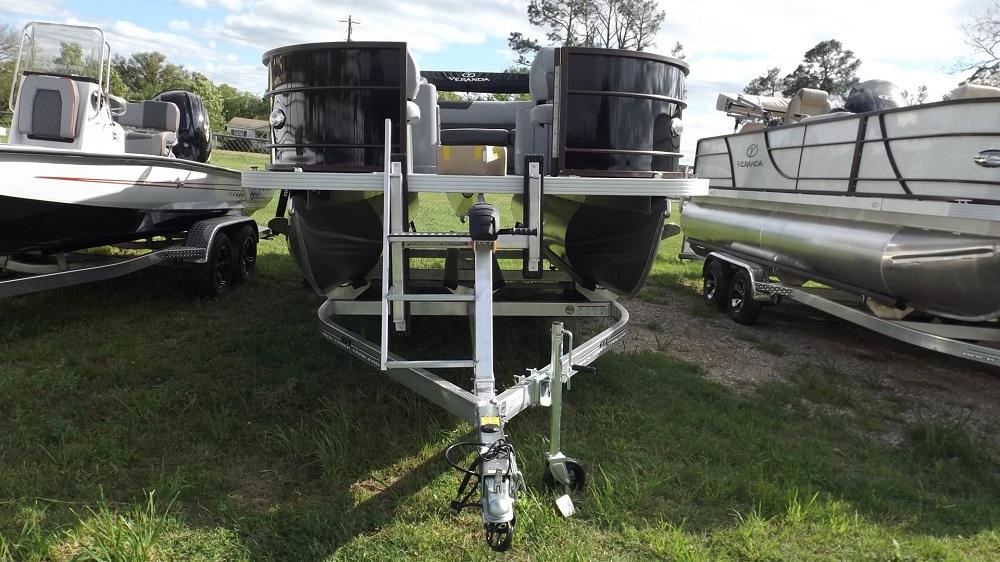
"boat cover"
716,93,788,118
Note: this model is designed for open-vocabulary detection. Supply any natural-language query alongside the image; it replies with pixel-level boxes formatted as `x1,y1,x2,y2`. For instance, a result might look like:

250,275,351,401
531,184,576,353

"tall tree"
0,23,19,122
744,67,783,96
780,39,861,98
112,51,190,100
53,42,84,74
959,1,1000,85
507,0,666,63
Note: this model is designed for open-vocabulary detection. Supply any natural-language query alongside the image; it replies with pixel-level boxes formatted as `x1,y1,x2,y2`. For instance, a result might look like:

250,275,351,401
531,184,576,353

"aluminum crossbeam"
243,170,708,198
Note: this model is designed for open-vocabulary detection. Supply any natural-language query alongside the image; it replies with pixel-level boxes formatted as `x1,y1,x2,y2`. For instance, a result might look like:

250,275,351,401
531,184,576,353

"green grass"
0,199,998,560
211,149,268,171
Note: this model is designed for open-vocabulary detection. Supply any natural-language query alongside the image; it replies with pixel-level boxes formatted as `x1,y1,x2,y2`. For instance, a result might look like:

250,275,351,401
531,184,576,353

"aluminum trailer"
244,119,709,550
0,215,265,299
687,248,1000,366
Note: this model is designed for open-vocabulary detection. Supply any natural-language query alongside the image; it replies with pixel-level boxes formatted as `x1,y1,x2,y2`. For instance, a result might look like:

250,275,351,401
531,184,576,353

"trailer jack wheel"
543,458,586,491
485,516,515,552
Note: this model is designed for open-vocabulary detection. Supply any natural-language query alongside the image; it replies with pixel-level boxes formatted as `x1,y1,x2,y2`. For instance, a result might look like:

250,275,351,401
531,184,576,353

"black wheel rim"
215,245,232,290
705,273,718,301
732,279,746,313
241,237,256,275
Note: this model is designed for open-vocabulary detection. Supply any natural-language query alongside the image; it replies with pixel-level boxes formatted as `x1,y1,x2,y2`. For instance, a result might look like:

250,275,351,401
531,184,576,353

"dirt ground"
624,289,1000,446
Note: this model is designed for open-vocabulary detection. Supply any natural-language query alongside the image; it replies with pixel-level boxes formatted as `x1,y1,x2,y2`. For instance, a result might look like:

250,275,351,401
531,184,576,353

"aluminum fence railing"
213,133,268,153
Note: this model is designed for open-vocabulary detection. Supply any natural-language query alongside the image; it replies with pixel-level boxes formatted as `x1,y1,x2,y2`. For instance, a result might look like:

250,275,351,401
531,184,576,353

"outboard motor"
844,80,904,113
153,90,212,162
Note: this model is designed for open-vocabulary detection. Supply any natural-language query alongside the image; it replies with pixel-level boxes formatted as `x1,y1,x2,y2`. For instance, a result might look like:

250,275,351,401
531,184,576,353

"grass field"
1,159,998,561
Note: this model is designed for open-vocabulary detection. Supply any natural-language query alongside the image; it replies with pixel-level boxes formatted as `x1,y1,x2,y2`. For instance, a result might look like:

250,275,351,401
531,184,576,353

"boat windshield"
16,23,107,84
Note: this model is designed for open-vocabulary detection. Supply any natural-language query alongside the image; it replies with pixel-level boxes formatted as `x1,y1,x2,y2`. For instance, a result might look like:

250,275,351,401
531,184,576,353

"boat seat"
125,130,177,157
785,88,832,124
949,83,1000,99
115,100,180,132
799,111,852,123
412,79,439,173
15,74,79,141
441,128,510,146
739,122,767,133
115,100,180,157
514,47,556,174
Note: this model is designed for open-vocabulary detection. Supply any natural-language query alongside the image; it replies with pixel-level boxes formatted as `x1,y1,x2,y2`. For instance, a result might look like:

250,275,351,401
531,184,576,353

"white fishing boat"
0,22,270,255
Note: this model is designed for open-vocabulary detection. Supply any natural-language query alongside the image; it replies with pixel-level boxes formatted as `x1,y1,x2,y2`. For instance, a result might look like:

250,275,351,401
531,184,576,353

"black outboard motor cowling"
154,90,212,162
844,80,904,113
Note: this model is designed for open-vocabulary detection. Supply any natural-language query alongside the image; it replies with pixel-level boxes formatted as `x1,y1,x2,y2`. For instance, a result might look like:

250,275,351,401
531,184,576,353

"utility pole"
340,15,360,42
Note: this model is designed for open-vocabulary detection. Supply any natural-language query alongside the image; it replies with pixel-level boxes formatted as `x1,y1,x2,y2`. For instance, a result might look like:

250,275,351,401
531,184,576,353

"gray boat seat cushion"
530,47,556,103
949,83,1000,99
16,75,79,140
406,101,421,124
412,80,439,173
115,100,180,132
785,88,832,123
530,103,554,126
440,128,510,146
406,51,421,100
125,130,177,157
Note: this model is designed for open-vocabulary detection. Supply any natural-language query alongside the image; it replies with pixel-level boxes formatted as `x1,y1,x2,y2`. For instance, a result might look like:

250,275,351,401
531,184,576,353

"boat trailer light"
269,108,286,129
670,118,684,137
974,149,1000,168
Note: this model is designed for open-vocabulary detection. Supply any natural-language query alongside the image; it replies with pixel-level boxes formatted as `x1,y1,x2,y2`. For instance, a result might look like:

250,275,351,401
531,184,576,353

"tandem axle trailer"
686,247,1000,366
0,215,265,299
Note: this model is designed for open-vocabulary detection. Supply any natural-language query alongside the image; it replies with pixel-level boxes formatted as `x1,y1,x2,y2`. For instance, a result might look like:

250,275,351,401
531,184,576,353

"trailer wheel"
198,232,234,297
232,223,258,284
543,458,586,491
703,260,732,311
728,269,762,325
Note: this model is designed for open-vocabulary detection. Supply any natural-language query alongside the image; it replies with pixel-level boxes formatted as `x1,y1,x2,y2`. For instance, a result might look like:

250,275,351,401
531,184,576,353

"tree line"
0,23,267,131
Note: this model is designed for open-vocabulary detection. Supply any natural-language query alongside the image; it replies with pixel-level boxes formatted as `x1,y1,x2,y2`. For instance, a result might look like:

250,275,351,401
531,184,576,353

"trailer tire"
703,259,732,311
728,269,761,325
543,459,586,491
198,232,234,298
232,223,258,284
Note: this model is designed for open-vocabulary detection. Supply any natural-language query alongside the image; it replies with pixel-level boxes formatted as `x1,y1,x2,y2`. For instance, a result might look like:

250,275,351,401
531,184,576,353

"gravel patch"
622,289,1000,445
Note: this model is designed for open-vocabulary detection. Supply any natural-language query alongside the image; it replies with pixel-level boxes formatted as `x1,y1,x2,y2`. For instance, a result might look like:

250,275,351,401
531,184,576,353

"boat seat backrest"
440,128,510,146
406,51,421,100
785,88,832,123
529,47,556,103
412,80,439,173
949,83,1000,99
16,74,79,141
115,101,180,133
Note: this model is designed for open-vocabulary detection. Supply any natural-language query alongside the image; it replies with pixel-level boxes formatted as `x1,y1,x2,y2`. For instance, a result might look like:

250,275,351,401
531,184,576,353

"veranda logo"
738,143,763,168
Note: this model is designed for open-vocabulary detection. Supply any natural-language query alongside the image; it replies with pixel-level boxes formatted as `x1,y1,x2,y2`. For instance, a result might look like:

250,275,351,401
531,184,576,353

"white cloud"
202,0,527,56
660,0,985,161
167,20,191,32
179,0,208,9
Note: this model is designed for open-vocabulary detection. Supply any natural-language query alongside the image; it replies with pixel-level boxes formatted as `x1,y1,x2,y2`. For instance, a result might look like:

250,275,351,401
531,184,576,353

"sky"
1,0,994,160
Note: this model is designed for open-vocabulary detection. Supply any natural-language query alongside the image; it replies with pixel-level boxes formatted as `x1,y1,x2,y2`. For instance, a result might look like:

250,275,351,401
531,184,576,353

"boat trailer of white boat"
244,120,708,550
684,247,1000,366
0,215,264,299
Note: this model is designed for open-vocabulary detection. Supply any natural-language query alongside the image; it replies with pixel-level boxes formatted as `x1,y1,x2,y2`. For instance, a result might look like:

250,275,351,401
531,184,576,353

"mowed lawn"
1,153,998,561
